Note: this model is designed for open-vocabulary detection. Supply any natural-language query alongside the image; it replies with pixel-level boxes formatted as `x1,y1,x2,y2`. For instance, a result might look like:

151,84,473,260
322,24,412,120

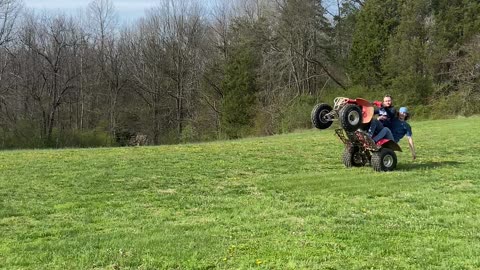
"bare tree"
273,0,345,93
87,0,117,70
448,34,480,114
0,0,21,46
0,0,22,145
203,1,238,133
124,16,169,144
18,13,82,142
155,0,206,139
87,0,126,138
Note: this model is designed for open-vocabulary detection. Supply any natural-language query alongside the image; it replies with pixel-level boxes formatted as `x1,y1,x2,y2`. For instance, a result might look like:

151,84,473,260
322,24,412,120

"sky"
23,0,159,23
22,1,338,24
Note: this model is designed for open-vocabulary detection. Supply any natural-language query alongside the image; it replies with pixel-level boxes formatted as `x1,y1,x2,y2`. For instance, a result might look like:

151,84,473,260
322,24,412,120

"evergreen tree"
382,0,432,105
221,45,258,139
429,0,480,83
332,1,360,68
431,0,480,48
348,0,402,87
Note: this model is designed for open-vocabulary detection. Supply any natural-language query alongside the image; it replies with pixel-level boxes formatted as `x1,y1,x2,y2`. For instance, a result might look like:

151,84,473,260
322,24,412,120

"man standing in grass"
391,107,416,160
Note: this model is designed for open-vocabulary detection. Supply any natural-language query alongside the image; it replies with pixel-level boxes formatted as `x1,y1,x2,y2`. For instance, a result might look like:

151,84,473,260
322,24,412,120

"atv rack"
334,128,380,152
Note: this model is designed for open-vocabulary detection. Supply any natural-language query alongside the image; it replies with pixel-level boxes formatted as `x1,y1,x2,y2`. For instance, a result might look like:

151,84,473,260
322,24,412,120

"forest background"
0,0,479,149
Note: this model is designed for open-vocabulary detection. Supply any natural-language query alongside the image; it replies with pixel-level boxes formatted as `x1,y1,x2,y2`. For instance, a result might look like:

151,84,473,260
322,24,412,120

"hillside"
1,117,479,269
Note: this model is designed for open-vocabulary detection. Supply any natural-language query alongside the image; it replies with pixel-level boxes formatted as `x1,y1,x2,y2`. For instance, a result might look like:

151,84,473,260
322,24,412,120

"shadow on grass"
398,161,463,171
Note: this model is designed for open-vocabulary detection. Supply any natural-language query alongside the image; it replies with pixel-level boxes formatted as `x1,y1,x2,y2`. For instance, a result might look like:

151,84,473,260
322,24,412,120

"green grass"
1,117,480,269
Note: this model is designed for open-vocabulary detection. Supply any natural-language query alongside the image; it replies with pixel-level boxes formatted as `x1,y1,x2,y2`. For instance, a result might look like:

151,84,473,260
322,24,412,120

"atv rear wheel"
339,104,362,132
371,148,397,172
342,146,366,167
311,103,333,129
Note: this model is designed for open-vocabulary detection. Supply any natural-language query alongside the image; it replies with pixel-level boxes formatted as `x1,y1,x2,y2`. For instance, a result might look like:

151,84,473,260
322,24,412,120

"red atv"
311,97,402,172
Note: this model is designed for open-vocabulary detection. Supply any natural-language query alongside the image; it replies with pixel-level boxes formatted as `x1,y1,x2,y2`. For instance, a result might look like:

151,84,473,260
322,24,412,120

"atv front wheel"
339,104,362,132
371,148,397,172
311,103,333,130
342,146,366,167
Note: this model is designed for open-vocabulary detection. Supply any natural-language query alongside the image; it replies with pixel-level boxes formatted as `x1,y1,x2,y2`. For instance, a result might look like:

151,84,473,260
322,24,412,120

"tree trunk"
47,108,56,142
153,105,160,145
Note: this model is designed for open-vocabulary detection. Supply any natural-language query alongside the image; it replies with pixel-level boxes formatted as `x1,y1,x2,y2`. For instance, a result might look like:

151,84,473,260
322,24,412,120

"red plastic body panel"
376,139,402,152
345,99,357,104
373,100,383,108
345,98,374,124
356,98,374,124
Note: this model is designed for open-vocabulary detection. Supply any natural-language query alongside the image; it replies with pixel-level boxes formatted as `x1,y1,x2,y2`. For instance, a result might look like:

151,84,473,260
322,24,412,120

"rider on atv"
311,96,416,170
369,103,416,160
375,95,396,129
391,107,416,160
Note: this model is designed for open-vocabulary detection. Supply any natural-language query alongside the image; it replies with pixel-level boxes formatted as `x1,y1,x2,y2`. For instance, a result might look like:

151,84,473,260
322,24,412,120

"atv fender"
376,139,402,152
354,98,374,124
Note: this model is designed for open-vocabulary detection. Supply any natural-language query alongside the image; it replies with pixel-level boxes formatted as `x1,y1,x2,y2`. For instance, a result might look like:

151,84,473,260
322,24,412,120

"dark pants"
368,119,394,142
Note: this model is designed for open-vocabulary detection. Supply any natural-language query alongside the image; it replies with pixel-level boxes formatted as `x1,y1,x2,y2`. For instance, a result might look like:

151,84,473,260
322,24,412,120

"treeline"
0,0,479,149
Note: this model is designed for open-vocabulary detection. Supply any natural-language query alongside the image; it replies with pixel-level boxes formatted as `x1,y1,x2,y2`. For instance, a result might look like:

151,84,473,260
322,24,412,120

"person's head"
383,95,392,108
398,107,410,121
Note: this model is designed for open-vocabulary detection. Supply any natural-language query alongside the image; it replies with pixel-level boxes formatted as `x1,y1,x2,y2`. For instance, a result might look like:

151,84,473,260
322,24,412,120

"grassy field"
1,117,480,269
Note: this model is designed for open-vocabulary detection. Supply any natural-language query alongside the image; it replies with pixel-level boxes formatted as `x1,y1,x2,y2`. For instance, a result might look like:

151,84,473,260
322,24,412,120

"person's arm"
405,123,415,160
385,107,396,120
407,136,416,160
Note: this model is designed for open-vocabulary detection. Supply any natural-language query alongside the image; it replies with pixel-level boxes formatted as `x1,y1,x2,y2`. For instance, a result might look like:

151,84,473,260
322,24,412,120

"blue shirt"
391,119,412,142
